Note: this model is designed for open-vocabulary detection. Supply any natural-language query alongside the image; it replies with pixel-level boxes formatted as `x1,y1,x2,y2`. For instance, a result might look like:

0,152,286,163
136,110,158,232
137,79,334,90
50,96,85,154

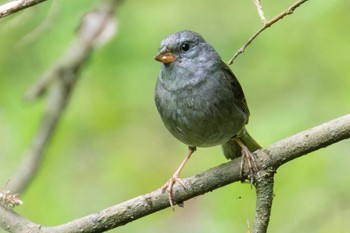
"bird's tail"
222,127,261,160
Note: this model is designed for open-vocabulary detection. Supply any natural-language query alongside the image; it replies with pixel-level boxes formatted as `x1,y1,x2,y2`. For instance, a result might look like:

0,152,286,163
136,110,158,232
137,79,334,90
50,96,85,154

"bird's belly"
160,98,246,147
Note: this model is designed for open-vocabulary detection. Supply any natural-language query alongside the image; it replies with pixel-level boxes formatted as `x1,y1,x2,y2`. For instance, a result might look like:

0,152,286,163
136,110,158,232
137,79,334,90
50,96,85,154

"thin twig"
0,0,48,18
1,114,349,233
228,0,309,64
254,0,267,24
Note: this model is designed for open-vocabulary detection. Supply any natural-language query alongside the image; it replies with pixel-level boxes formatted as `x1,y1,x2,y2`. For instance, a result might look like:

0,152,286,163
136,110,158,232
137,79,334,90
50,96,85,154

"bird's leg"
234,138,259,184
162,146,196,208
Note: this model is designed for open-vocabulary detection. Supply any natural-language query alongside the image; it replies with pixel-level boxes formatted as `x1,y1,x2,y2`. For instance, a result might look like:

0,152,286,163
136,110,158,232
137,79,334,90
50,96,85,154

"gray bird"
154,30,260,207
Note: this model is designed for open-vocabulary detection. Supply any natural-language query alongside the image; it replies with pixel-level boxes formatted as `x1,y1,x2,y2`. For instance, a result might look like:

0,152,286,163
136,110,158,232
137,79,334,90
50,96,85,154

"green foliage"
1,0,350,232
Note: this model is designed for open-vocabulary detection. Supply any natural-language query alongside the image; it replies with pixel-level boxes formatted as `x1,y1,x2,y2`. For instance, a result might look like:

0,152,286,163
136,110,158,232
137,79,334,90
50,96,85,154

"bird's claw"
161,176,188,208
240,146,259,185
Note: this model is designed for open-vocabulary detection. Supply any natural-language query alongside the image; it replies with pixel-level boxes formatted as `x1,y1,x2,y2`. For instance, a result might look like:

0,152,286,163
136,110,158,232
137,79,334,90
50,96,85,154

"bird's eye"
181,42,191,52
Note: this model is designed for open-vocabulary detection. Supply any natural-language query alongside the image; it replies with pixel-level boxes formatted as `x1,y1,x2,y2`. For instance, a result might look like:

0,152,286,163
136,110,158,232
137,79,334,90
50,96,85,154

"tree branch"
252,168,275,233
0,0,48,18
228,0,309,64
7,0,121,194
1,114,349,233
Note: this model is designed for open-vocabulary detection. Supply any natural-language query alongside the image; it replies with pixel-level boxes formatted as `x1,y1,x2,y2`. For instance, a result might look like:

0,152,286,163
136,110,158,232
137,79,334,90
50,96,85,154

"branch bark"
253,168,275,233
0,0,48,18
1,114,349,233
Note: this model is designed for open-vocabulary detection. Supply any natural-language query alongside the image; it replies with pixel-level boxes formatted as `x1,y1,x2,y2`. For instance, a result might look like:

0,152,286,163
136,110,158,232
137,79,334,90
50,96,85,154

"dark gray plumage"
154,30,260,206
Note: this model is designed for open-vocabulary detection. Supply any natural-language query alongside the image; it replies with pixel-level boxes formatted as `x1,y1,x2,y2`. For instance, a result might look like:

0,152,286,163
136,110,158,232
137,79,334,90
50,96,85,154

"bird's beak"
154,47,176,64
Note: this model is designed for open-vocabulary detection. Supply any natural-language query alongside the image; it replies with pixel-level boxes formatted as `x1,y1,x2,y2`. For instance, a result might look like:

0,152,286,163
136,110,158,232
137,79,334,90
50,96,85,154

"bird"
154,30,261,207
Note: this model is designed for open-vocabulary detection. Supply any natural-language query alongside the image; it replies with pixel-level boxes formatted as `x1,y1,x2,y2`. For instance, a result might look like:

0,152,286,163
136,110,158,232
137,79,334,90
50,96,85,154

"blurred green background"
1,0,350,232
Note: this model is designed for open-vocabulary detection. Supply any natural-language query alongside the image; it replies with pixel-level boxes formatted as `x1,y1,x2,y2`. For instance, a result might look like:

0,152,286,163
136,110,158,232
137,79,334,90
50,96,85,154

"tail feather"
222,127,261,160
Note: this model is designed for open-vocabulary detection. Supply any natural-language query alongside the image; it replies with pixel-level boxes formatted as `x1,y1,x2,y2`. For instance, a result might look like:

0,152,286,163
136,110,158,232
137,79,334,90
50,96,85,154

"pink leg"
162,146,196,208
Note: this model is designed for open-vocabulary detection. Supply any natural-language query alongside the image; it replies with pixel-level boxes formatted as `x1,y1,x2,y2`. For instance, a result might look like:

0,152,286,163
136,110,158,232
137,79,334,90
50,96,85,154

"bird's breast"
155,76,247,147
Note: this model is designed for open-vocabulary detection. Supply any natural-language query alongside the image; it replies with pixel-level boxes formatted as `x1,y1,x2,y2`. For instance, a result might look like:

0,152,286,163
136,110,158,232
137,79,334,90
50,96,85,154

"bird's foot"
161,147,195,208
161,175,188,208
240,145,259,185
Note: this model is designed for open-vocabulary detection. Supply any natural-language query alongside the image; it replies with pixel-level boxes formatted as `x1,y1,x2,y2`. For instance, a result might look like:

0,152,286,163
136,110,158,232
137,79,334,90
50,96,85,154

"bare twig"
0,0,48,18
1,114,349,233
228,0,309,64
7,0,121,194
254,0,267,24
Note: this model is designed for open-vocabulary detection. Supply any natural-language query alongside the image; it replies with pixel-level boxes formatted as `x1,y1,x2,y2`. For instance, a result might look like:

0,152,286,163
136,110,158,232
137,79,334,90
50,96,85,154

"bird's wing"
221,61,250,118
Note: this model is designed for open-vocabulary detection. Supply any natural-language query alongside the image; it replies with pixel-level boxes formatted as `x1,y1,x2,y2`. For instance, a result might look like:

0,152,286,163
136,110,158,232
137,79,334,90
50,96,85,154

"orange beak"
154,51,176,64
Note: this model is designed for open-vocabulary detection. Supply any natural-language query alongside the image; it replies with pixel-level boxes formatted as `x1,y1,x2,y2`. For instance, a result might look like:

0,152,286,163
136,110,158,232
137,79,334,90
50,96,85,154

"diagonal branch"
0,0,49,18
1,114,349,233
7,79,74,194
228,0,309,64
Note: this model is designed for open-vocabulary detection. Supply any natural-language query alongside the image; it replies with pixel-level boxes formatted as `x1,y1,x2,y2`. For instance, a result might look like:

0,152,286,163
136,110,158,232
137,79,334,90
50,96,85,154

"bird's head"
154,30,218,65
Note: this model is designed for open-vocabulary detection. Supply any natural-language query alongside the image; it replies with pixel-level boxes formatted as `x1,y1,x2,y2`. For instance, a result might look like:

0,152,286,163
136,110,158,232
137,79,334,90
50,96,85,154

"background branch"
1,114,349,233
254,0,267,23
7,80,73,194
0,0,48,18
16,0,60,48
7,0,121,194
